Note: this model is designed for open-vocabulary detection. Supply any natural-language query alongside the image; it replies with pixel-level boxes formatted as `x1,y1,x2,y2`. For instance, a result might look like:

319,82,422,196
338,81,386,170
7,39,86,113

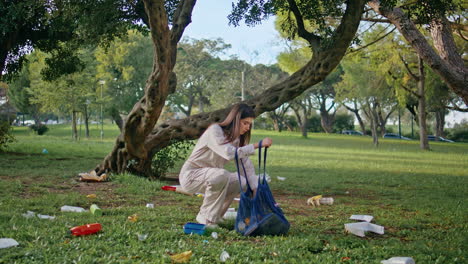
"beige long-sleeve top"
180,124,258,189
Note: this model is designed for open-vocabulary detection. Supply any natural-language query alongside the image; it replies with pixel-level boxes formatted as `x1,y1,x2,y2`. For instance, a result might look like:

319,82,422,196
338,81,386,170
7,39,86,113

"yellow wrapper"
170,250,192,263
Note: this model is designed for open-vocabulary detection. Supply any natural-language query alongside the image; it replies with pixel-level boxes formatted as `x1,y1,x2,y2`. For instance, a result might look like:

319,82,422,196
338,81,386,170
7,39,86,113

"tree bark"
417,56,430,150
96,0,367,176
84,105,90,138
72,110,78,141
368,0,468,105
434,109,445,138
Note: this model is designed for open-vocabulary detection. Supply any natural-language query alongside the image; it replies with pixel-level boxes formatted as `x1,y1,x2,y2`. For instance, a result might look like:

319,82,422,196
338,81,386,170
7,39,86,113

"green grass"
1,125,467,263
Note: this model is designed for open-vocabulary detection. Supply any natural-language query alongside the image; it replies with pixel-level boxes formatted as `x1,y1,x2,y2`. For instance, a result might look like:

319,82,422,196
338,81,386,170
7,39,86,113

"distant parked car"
383,133,412,140
342,130,364,136
427,135,454,143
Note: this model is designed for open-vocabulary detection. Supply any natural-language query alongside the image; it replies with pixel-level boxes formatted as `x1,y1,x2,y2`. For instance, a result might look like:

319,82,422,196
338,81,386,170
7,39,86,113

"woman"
179,103,272,227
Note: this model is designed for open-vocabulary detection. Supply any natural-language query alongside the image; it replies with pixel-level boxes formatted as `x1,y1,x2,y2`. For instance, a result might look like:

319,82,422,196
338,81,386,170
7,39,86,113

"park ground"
0,125,467,263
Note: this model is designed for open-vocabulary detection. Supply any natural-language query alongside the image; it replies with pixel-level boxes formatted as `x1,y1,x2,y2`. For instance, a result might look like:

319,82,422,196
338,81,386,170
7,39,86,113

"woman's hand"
262,137,273,148
254,137,273,148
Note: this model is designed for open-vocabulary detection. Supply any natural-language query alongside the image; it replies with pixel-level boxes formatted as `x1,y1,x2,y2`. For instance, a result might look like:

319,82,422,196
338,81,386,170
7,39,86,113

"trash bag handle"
257,140,268,184
235,148,252,192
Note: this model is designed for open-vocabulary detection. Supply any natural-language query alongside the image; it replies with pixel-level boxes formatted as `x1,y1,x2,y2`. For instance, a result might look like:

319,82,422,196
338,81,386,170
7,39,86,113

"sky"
183,0,283,65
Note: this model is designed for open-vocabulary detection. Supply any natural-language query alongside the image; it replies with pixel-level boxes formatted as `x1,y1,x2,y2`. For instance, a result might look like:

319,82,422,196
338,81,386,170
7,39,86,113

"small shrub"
333,113,354,133
0,121,16,152
151,140,194,178
29,124,49,135
447,123,468,142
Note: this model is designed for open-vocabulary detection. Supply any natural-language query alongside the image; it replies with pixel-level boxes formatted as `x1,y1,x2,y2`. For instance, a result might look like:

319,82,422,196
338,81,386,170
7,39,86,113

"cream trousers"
180,166,255,224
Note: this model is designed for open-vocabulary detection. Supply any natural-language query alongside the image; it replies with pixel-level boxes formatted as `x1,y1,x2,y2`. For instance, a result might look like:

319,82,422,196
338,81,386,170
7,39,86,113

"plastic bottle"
381,257,415,264
319,197,334,205
90,204,102,216
69,223,102,236
61,205,87,213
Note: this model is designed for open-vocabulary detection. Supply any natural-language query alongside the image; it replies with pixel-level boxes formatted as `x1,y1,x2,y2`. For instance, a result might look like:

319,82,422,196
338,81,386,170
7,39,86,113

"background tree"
96,0,367,176
367,0,468,105
95,30,154,130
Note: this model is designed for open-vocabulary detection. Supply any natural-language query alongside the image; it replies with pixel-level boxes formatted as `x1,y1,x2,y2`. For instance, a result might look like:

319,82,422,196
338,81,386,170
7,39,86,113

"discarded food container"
161,185,193,196
146,203,154,208
223,208,237,220
350,214,373,222
307,195,322,207
69,223,102,236
0,238,19,249
319,197,334,205
128,214,138,222
183,222,206,235
344,222,384,237
170,250,192,263
61,205,87,213
37,214,55,220
220,250,230,262
90,204,102,216
381,257,415,264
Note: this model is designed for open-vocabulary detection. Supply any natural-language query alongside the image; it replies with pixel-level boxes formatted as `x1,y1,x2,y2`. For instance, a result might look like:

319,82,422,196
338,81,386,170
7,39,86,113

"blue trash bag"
234,140,290,236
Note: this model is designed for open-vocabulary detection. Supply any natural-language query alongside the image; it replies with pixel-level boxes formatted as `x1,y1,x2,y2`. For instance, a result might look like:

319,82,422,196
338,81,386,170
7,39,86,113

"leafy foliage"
151,140,194,178
0,121,16,152
29,124,49,135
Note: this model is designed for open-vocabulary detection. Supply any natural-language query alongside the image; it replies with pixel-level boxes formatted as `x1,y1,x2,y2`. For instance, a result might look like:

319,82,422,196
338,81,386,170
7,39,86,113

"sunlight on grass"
0,126,467,263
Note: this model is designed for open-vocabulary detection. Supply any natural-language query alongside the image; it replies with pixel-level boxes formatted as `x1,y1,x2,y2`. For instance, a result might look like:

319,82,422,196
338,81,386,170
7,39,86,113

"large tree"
95,0,367,176
366,0,468,105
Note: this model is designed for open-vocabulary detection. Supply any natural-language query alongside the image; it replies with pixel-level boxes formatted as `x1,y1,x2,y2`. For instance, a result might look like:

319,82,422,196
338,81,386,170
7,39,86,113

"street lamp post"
98,80,105,140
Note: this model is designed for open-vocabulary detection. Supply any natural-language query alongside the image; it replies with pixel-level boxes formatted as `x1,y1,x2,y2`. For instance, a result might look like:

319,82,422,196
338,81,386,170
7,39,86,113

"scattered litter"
344,222,384,237
37,214,55,220
381,257,415,264
161,185,193,196
61,205,87,213
137,234,148,241
345,191,350,194
211,232,218,239
307,195,322,207
69,223,102,236
42,148,48,154
234,198,240,201
0,238,19,249
276,176,286,181
202,240,209,243
319,197,334,205
350,215,373,222
258,173,271,183
183,222,206,235
86,194,97,199
128,214,138,222
90,204,102,216
223,208,237,220
22,211,36,218
146,203,154,208
195,193,204,197
220,250,230,262
170,250,192,263
78,170,107,182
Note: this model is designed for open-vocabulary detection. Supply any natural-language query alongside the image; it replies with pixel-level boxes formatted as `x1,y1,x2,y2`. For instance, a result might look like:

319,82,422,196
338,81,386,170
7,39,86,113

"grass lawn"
1,125,467,263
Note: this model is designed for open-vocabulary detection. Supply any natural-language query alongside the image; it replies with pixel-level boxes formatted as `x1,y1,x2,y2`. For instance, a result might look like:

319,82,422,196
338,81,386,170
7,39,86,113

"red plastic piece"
70,223,102,236
161,186,177,191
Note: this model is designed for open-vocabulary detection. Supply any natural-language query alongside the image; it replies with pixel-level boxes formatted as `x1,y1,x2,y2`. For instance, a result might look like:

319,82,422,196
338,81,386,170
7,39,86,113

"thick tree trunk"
110,107,124,131
96,0,367,177
320,111,334,133
417,56,430,150
369,1,468,105
72,110,78,141
84,105,89,138
434,110,445,138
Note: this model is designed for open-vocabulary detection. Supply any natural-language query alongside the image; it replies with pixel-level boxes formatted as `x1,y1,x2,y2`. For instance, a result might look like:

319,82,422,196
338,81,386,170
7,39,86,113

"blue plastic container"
183,222,206,235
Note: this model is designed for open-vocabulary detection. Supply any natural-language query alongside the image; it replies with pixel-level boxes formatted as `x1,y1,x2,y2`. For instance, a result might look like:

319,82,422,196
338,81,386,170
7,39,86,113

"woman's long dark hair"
218,103,255,146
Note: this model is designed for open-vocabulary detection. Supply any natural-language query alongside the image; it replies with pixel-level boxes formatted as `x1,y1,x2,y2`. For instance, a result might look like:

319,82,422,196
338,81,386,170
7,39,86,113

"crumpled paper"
79,170,107,182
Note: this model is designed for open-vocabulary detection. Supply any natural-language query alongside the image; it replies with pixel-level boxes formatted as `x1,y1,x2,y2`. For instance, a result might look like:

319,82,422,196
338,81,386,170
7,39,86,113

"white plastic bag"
344,222,384,237
0,238,19,249
60,205,87,213
381,257,415,264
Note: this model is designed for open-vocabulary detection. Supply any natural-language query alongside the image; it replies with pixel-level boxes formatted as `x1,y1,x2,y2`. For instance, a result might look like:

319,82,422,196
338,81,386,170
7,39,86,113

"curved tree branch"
286,0,321,50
